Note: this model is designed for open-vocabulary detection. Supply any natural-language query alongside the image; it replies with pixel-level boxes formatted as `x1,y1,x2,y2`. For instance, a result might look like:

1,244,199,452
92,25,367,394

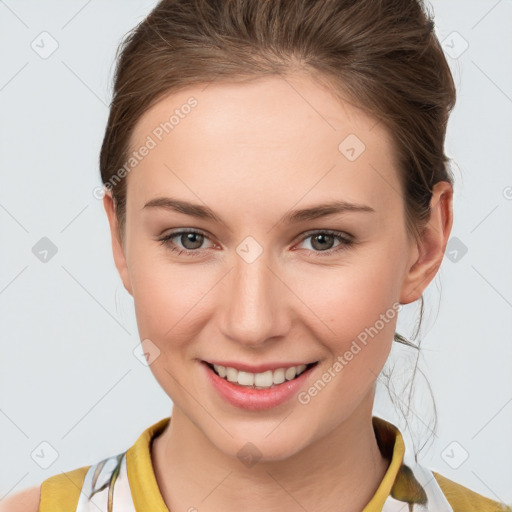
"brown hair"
99,0,456,458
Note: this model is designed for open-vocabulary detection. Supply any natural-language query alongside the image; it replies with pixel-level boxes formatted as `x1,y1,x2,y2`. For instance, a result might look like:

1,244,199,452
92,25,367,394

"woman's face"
105,74,425,460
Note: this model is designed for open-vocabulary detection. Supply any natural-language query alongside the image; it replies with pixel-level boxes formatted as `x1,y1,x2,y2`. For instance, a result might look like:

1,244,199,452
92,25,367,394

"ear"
103,190,133,296
399,181,453,305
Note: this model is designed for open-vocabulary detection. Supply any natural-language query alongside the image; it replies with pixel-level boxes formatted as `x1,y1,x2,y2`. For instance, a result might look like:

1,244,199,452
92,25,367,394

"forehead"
126,73,401,215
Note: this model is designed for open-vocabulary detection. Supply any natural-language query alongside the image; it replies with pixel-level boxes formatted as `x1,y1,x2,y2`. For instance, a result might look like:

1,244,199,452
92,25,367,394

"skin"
103,73,453,512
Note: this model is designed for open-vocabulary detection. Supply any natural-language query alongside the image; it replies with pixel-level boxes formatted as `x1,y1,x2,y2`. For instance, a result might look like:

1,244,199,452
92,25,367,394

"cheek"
128,242,180,337
293,245,402,388
132,272,192,343
315,289,397,417
291,249,403,340
128,246,217,349
345,240,406,317
128,255,204,398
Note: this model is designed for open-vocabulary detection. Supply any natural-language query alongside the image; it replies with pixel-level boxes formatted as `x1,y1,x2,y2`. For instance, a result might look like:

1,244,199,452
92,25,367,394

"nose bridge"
220,246,288,346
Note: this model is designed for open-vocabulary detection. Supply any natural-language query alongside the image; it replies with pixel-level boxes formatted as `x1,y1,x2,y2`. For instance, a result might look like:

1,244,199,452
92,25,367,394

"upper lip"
203,360,318,373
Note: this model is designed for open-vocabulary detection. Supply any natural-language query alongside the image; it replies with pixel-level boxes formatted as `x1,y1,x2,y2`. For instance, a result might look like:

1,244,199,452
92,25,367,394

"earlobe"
399,181,453,305
102,190,133,296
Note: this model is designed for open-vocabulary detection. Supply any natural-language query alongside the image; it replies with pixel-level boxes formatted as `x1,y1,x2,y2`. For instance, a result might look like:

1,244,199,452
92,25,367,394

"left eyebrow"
142,197,375,226
281,200,375,223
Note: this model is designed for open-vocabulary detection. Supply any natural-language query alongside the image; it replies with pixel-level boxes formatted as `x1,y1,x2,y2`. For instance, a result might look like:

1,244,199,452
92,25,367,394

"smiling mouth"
203,361,318,389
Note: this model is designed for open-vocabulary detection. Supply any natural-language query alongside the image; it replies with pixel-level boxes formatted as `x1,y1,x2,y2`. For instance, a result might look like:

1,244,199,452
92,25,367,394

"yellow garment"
38,416,511,512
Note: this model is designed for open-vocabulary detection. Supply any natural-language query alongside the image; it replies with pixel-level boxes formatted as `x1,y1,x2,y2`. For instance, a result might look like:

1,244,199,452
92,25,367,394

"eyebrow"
142,197,375,225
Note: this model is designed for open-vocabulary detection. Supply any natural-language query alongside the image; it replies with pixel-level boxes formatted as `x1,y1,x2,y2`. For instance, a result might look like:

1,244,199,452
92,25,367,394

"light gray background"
1,0,511,506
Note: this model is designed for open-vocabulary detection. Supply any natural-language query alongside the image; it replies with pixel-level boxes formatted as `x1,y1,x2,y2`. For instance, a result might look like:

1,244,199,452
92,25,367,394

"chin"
208,420,312,464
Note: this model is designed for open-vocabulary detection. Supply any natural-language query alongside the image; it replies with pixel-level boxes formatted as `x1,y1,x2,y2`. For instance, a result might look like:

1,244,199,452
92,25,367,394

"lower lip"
202,361,316,411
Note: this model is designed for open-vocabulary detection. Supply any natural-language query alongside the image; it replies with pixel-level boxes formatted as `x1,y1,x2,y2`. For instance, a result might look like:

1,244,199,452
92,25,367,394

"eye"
157,229,355,257
295,230,354,256
158,229,214,257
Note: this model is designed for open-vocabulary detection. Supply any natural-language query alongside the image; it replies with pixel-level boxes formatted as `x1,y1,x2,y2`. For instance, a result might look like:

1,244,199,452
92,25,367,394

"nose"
219,251,291,348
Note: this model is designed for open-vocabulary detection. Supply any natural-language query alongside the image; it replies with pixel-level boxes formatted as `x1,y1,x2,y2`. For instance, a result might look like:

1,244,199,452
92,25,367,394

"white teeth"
226,366,238,383
213,364,226,378
285,366,296,380
210,362,311,389
237,371,254,386
254,370,273,387
273,368,285,384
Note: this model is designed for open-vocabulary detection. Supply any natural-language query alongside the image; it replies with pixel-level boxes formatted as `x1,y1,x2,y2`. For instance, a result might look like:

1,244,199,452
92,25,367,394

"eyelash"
157,228,355,258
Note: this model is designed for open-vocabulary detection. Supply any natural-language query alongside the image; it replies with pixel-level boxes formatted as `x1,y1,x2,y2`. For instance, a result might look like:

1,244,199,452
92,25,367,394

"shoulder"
38,465,90,512
433,471,512,512
0,485,41,512
0,465,91,512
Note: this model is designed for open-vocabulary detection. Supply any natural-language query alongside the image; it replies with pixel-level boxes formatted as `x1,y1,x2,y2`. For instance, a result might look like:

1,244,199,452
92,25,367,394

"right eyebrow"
142,197,227,226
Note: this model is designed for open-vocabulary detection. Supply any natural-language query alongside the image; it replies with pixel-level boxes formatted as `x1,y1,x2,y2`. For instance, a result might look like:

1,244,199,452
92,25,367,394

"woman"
4,0,510,511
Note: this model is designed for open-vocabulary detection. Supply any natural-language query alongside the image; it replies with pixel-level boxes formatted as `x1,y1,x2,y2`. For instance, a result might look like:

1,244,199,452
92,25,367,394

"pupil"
183,233,203,249
313,234,333,250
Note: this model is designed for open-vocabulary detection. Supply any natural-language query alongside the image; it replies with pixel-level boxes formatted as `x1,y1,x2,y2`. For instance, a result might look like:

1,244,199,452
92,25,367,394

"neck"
151,405,391,512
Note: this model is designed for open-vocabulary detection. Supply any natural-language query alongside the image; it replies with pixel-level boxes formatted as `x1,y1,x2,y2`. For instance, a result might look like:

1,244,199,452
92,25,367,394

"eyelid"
158,228,216,250
295,228,353,243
